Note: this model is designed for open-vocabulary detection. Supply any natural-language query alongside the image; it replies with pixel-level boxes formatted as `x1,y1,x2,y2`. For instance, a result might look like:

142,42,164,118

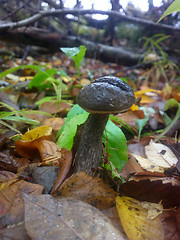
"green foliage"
57,104,128,172
157,0,180,23
60,46,86,76
0,102,50,132
142,33,169,62
156,99,180,141
136,107,155,139
103,120,128,172
57,112,89,150
0,64,67,110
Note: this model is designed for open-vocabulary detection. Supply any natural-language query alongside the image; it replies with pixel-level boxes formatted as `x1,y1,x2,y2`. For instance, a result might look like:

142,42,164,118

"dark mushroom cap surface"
77,76,135,113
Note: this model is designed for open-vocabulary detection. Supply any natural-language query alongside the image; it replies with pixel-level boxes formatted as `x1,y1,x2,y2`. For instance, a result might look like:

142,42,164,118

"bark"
0,9,179,35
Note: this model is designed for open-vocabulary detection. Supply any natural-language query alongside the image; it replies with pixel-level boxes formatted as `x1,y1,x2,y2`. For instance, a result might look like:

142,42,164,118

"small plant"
0,102,50,133
140,34,177,87
0,63,68,111
142,33,169,63
60,45,86,76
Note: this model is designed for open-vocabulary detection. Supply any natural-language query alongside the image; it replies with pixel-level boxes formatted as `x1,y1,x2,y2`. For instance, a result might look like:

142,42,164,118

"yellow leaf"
135,89,160,97
116,196,164,240
0,182,7,192
130,104,139,111
21,125,52,142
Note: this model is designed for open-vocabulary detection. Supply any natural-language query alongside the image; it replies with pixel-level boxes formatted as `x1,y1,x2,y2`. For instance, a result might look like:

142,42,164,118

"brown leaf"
0,170,43,224
24,194,126,240
37,139,62,165
119,178,180,208
53,172,118,210
160,207,180,240
51,148,73,193
0,151,30,172
39,101,71,114
42,117,65,139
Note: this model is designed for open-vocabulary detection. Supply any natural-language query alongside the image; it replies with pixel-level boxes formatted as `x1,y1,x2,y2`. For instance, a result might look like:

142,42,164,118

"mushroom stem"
75,113,109,175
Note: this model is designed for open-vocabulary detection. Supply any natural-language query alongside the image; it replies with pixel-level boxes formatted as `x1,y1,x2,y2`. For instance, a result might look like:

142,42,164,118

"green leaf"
103,120,128,172
0,65,42,79
164,98,179,111
136,107,152,139
35,96,57,107
157,0,180,23
57,112,89,150
60,47,80,58
60,46,86,76
28,68,57,89
2,116,39,125
56,104,87,139
72,45,86,75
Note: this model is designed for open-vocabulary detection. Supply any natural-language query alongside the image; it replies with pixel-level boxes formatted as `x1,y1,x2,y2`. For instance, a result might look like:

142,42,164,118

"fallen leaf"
119,178,180,208
20,125,52,141
145,140,178,168
53,172,118,210
24,194,126,240
0,170,43,224
131,153,165,173
116,196,164,240
51,148,72,193
37,139,61,164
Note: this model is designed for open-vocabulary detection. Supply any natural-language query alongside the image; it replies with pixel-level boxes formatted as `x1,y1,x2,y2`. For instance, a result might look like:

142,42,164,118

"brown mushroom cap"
77,76,135,113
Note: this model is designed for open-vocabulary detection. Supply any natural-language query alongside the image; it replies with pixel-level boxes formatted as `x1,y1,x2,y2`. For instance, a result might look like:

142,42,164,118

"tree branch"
0,9,179,34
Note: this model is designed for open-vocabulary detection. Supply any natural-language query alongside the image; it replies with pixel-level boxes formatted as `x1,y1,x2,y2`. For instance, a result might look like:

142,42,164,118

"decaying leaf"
24,194,126,240
145,140,178,168
131,153,165,173
20,125,52,141
15,125,53,160
37,139,61,164
119,178,180,208
53,172,118,210
15,126,63,164
0,171,43,224
51,148,73,193
116,196,164,240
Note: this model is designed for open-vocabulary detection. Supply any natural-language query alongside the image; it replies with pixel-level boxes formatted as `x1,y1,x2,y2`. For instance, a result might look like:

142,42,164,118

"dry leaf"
20,125,52,141
37,139,61,164
24,194,126,240
53,172,118,210
0,171,43,224
15,125,52,159
116,196,164,240
119,178,180,208
51,148,72,193
131,153,164,173
145,140,178,168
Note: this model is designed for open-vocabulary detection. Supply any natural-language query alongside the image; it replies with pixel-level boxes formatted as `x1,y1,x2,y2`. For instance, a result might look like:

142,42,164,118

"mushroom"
75,76,135,175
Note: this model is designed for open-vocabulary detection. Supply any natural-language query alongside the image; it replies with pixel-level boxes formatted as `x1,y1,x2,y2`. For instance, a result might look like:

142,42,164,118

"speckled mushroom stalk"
75,76,135,175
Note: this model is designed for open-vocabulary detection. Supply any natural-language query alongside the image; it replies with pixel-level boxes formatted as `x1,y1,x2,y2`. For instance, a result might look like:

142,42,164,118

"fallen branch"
0,9,179,34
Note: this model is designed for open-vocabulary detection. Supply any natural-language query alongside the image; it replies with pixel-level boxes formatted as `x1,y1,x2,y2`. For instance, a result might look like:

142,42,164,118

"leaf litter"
0,46,180,240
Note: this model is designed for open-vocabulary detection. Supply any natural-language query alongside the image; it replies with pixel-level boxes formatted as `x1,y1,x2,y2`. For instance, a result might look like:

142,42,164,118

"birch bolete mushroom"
75,76,135,175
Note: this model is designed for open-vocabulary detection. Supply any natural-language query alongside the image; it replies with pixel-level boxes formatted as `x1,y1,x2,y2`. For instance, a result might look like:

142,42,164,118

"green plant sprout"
155,99,180,142
60,45,86,76
142,33,169,63
0,102,51,133
0,63,68,111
